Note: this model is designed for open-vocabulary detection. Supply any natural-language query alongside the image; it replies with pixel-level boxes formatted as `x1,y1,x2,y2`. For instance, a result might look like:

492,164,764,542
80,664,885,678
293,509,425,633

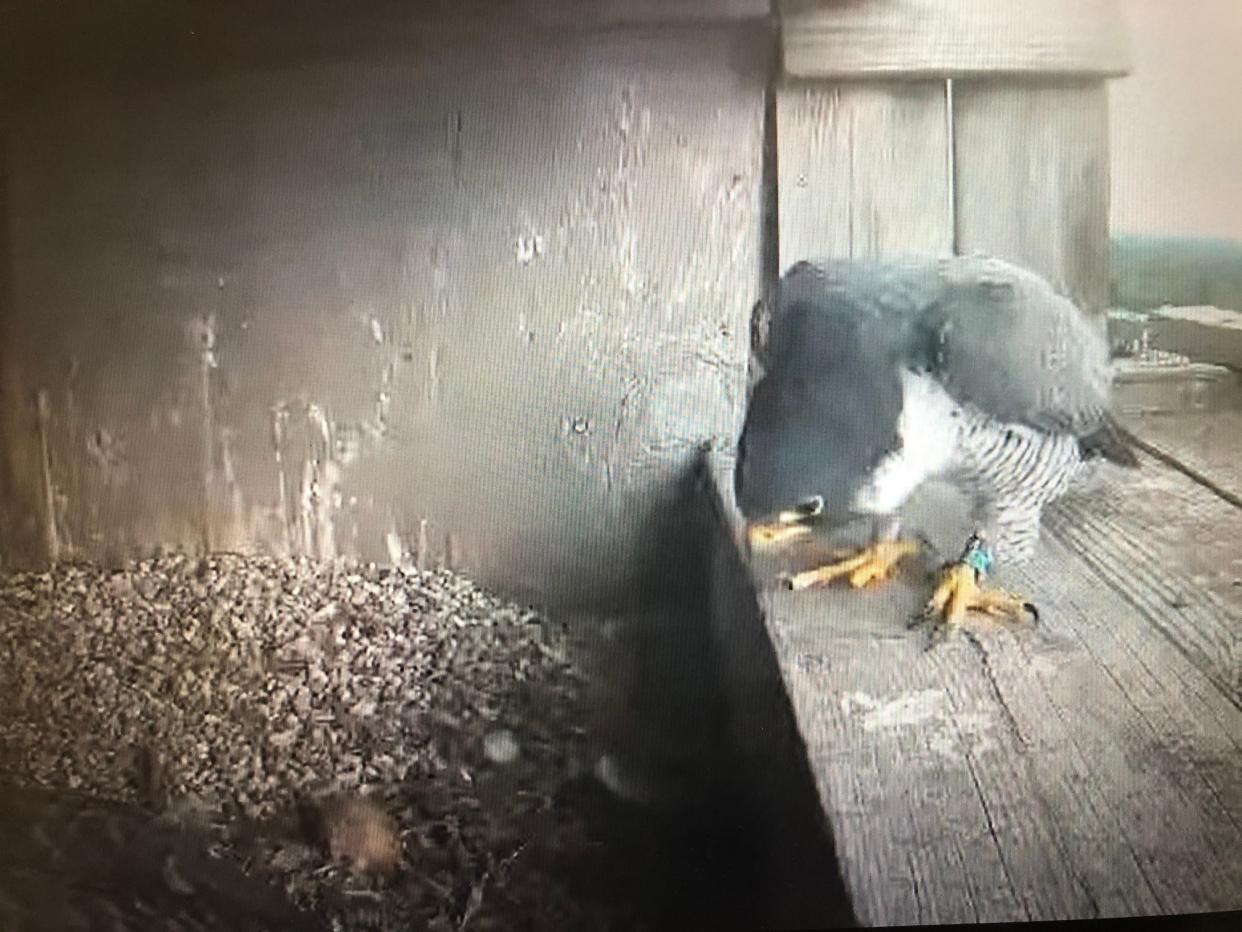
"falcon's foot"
779,537,923,591
913,533,1038,643
745,496,825,550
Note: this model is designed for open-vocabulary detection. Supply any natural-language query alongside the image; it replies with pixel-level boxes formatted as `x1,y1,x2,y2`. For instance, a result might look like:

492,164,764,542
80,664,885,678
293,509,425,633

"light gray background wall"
1110,0,1242,240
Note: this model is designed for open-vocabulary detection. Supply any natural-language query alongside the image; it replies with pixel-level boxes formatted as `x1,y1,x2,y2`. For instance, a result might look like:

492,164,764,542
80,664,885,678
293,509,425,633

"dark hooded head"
734,295,904,524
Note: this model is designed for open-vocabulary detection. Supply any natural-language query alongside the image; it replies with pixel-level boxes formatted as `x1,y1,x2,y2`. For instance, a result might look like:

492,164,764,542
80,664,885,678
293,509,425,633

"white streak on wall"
218,428,248,551
84,427,128,487
298,403,338,560
416,517,430,570
299,459,314,558
271,403,292,556
373,363,393,440
36,389,62,563
187,311,220,549
384,527,405,568
515,231,544,265
192,312,218,488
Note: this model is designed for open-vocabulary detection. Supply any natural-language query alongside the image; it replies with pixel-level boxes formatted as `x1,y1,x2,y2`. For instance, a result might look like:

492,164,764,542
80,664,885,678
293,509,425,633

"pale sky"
1110,0,1242,240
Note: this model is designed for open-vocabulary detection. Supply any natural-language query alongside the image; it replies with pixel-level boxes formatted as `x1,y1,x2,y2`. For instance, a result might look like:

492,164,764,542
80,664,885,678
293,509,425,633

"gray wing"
774,255,1115,438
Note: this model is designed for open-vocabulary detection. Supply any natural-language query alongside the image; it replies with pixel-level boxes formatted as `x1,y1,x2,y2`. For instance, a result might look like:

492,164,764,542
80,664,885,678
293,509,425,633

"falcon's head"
734,294,905,539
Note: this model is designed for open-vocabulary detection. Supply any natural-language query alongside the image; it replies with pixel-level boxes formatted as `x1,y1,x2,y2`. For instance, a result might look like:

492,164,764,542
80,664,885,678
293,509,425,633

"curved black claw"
922,621,950,652
910,533,941,570
907,610,949,650
1024,601,1040,624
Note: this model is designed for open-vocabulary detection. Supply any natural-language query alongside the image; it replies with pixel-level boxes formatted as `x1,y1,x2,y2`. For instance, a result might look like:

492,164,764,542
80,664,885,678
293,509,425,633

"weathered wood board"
779,0,1130,80
751,439,1242,925
1112,358,1241,419
952,80,1112,313
775,78,1115,317
1121,408,1242,503
1110,306,1242,372
776,81,952,270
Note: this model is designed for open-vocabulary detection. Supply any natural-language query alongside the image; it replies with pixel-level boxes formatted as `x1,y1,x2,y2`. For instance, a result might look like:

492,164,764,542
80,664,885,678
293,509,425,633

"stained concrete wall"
0,5,772,601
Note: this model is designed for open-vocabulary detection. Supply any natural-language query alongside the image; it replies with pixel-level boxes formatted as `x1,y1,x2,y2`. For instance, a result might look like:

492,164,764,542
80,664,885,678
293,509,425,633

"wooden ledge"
779,0,1132,79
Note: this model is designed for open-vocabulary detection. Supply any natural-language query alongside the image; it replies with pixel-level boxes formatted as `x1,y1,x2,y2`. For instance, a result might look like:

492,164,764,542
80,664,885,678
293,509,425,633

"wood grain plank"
755,460,1242,923
1114,307,1242,371
779,635,1081,920
779,0,1131,79
776,81,952,270
1046,461,1242,702
952,80,1111,314
1007,531,1242,912
1111,358,1242,419
527,0,771,26
1121,408,1242,502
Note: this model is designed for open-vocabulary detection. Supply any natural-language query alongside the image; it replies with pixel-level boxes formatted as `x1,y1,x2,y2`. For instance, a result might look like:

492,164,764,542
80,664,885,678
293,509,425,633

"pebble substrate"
0,553,629,931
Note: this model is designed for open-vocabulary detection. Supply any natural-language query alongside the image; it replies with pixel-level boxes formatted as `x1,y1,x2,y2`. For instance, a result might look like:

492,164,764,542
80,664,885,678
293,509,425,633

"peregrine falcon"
734,255,1138,636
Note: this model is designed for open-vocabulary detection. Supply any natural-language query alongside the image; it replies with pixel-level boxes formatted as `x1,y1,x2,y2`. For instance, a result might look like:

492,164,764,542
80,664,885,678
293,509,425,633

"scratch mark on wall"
271,403,292,555
416,517,430,570
373,363,392,440
299,459,318,557
447,109,464,188
430,241,449,300
191,312,218,489
218,427,247,550
85,427,128,487
299,403,338,561
334,423,362,466
605,376,644,493
187,311,222,549
36,390,62,563
59,360,85,554
427,346,441,403
515,231,544,265
384,526,406,568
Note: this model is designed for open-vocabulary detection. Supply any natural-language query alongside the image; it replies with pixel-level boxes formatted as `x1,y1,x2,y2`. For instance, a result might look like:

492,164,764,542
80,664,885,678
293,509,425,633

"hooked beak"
743,495,824,554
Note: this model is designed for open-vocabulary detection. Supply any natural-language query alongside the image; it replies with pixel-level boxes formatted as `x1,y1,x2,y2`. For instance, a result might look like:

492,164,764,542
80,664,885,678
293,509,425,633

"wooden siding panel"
953,80,1112,313
776,81,953,270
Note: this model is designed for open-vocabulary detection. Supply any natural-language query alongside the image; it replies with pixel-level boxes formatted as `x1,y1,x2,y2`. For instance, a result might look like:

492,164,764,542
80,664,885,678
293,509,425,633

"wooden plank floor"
749,409,1242,925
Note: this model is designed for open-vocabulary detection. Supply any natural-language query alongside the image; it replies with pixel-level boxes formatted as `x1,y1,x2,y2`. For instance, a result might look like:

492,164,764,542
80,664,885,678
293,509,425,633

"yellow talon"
924,561,1035,628
747,521,814,549
780,538,923,591
745,497,825,550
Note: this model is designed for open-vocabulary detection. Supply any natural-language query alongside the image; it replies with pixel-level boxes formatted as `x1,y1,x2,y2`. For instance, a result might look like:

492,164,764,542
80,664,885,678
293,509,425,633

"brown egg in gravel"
314,793,403,876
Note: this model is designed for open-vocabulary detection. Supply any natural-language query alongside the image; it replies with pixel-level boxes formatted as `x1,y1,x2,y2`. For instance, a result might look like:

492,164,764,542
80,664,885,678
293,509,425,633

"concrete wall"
0,6,771,600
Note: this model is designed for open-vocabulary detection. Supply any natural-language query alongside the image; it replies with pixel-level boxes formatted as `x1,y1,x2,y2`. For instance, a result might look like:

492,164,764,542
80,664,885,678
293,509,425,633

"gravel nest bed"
0,553,636,931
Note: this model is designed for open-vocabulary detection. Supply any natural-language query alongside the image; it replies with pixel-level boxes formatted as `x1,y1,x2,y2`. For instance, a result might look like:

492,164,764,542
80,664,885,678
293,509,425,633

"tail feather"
1077,414,1140,468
